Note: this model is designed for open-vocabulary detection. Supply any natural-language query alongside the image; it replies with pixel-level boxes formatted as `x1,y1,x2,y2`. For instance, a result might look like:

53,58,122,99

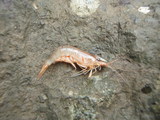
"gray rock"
0,0,159,120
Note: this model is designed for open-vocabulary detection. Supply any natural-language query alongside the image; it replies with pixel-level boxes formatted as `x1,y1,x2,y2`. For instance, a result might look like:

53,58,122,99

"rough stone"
0,0,160,120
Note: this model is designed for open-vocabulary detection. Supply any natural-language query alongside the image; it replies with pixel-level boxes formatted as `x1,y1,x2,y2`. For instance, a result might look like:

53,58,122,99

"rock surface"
0,0,160,120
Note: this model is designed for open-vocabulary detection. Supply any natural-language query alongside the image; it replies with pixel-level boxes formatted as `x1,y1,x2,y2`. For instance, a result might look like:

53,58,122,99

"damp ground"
0,0,160,120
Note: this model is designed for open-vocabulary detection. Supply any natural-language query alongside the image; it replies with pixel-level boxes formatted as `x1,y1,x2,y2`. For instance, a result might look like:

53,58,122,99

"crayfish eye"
96,56,101,61
96,56,107,62
97,58,100,61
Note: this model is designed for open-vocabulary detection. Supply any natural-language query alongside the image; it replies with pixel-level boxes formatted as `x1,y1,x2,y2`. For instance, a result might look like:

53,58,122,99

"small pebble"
38,94,48,103
138,7,150,14
68,91,74,96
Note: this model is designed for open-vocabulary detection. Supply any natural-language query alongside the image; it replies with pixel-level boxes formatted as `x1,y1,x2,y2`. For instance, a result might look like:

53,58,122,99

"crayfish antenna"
37,64,49,79
104,59,118,67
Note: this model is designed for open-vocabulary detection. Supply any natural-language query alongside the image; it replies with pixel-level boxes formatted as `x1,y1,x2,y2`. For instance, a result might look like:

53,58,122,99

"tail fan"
38,64,49,79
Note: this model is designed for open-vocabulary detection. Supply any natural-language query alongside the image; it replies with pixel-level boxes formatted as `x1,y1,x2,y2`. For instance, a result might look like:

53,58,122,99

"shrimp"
38,45,117,79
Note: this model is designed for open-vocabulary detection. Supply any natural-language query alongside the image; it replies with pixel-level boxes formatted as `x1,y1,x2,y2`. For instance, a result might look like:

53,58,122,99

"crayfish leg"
71,69,89,77
77,63,87,69
88,70,93,78
70,62,76,70
66,56,77,70
57,56,77,70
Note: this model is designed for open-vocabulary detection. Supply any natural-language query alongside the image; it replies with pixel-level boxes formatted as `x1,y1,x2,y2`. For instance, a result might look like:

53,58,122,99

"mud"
0,0,160,120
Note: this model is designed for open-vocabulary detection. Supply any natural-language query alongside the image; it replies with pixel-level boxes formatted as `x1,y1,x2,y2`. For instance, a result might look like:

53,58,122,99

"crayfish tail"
37,64,49,79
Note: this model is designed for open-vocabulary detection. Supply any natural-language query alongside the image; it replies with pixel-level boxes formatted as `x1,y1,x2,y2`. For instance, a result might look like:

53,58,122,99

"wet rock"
119,0,131,5
141,84,153,94
38,94,48,103
69,97,96,120
0,0,160,120
148,94,160,120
